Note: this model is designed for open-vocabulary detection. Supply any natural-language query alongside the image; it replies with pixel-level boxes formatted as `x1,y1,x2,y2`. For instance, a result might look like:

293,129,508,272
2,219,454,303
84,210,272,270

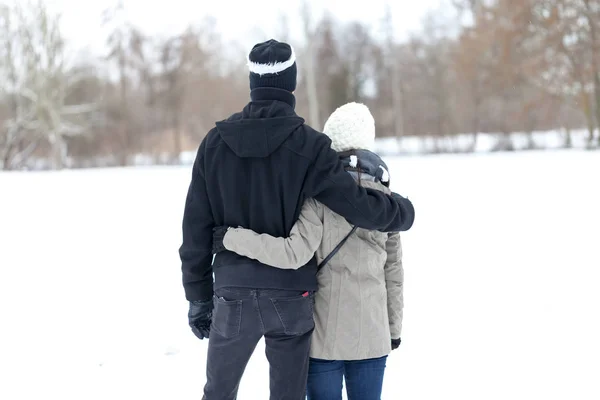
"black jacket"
179,88,414,301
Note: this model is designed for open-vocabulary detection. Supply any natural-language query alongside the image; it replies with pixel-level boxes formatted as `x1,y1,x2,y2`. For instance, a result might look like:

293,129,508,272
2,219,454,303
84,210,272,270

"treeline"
0,0,598,170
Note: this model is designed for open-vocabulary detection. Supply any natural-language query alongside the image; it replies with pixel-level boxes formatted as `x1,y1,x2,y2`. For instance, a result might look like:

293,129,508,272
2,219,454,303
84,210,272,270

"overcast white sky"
43,0,446,56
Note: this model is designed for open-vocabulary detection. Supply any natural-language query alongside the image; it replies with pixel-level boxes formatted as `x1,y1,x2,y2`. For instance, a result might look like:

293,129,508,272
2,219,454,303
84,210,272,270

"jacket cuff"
222,228,237,251
184,281,214,302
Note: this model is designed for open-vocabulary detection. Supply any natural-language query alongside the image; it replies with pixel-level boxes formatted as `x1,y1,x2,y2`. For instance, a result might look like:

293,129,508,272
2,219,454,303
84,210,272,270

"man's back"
201,88,325,296
206,94,313,238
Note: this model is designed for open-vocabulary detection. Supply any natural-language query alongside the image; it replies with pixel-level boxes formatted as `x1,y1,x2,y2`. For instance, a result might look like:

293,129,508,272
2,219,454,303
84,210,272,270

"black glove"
188,299,213,340
212,226,229,254
391,338,401,350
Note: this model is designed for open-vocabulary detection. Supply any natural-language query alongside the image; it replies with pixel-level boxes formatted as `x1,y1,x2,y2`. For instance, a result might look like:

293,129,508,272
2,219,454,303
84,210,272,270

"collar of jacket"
250,87,296,109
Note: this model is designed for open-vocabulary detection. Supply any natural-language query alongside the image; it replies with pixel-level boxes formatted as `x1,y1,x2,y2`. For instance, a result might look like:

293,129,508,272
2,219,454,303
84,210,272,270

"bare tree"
529,0,597,146
452,0,491,150
582,0,600,146
340,22,376,102
0,4,38,170
0,2,94,170
414,13,456,151
382,4,405,142
300,0,320,129
103,1,135,165
276,12,290,43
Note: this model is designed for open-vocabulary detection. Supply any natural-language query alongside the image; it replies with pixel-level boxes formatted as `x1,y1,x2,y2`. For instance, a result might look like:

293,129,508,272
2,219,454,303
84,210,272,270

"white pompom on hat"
323,102,375,152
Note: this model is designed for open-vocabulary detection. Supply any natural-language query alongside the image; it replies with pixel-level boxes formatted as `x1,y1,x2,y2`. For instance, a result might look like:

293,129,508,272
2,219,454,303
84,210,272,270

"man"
179,39,415,400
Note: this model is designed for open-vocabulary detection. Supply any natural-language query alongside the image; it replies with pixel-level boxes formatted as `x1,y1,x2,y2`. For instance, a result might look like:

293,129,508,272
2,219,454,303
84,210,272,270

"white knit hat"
323,102,375,152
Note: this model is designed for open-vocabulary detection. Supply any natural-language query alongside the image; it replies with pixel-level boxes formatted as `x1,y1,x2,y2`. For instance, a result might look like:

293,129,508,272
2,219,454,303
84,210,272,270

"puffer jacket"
221,152,404,360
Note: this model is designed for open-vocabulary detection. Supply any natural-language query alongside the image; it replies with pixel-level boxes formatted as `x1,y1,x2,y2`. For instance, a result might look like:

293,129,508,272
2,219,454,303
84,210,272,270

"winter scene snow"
1,1,600,400
1,151,599,399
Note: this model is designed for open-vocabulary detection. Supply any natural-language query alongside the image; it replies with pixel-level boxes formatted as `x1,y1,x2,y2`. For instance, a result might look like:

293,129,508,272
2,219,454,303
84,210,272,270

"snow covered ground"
1,150,599,399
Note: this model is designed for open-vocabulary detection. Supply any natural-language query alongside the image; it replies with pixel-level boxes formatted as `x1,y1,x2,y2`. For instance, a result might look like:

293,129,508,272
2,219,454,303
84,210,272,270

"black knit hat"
248,39,297,92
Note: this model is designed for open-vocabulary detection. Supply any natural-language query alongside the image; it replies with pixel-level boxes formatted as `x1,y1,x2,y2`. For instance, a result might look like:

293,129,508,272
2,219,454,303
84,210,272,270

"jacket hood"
215,88,304,158
339,149,390,187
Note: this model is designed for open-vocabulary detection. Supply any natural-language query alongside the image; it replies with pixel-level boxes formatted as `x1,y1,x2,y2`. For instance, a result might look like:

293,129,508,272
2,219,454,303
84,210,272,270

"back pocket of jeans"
270,295,314,335
212,296,242,338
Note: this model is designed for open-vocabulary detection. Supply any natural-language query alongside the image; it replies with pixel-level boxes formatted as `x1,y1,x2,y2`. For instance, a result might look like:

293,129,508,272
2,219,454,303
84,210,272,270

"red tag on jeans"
302,291,309,297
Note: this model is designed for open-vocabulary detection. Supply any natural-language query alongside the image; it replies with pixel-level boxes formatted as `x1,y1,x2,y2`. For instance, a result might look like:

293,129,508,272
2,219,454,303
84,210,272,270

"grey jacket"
222,177,403,361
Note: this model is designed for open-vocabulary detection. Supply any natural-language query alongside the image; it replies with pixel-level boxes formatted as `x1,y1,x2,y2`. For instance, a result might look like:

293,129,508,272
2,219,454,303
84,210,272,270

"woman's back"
310,176,400,360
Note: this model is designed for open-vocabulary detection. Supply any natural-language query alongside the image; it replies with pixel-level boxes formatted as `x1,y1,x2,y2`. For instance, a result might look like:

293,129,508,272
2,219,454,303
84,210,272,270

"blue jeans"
306,356,387,400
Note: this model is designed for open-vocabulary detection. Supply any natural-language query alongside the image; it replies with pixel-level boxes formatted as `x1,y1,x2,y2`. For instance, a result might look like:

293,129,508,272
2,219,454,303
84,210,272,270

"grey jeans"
202,287,315,400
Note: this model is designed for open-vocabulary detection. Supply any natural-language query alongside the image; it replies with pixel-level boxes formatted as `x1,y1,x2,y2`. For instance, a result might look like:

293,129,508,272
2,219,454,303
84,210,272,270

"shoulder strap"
317,226,358,271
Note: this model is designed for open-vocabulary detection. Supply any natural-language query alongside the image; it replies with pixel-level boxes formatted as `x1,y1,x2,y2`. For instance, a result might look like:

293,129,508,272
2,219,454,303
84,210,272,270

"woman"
213,102,406,400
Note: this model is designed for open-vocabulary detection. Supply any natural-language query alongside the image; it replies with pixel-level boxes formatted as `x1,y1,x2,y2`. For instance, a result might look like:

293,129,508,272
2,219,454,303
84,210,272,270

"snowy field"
1,150,599,399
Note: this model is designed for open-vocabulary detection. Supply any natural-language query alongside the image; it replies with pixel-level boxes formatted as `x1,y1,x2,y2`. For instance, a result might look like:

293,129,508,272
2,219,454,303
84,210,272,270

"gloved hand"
188,299,213,340
391,338,401,350
212,226,229,254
